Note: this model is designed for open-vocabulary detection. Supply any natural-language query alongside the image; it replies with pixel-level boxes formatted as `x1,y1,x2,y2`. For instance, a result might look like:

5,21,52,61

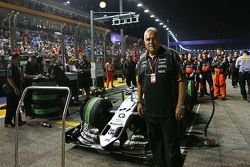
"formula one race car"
65,88,151,161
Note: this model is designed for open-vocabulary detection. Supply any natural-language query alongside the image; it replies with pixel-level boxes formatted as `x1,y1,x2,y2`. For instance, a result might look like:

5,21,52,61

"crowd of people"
136,27,250,167
0,27,144,63
1,27,144,127
2,23,250,166
0,28,99,59
2,1,249,166
181,48,250,102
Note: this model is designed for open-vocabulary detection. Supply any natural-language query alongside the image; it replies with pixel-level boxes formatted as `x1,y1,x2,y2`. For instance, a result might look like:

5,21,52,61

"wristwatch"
178,105,185,109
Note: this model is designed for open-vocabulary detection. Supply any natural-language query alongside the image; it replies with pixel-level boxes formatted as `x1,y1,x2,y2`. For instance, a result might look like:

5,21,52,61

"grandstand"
0,0,145,96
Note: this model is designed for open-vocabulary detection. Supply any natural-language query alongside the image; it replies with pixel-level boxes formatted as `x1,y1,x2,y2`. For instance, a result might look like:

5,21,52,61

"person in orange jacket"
211,48,228,100
105,58,115,88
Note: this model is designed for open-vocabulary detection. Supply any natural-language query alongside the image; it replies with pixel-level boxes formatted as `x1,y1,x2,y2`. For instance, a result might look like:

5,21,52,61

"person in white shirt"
235,50,250,101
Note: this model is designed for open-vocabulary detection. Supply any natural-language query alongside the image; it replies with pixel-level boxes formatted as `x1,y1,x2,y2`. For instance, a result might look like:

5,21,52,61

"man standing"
124,56,137,87
105,58,115,88
198,51,214,97
231,51,239,88
79,55,91,99
5,54,25,127
212,48,228,100
235,50,250,101
23,55,42,119
137,27,186,167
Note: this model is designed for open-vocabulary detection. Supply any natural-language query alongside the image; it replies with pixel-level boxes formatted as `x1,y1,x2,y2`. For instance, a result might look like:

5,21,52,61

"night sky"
136,0,250,49
62,0,250,49
139,0,250,48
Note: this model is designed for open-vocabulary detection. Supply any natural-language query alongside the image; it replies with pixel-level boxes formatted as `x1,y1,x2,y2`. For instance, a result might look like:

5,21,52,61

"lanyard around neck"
148,57,158,73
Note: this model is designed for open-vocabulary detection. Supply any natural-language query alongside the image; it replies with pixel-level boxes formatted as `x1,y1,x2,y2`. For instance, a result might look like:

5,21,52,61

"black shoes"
4,121,26,128
221,96,227,101
4,123,15,128
199,93,204,97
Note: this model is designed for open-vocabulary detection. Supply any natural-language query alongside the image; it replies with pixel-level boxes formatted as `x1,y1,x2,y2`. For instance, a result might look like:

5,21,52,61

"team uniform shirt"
79,60,91,88
200,60,212,73
79,61,91,78
138,45,185,118
125,61,137,77
105,63,113,72
183,60,196,75
7,63,21,89
23,61,38,86
235,55,250,72
211,58,227,74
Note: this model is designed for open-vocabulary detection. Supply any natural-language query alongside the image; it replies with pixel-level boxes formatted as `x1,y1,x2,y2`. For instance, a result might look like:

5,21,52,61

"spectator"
0,46,5,56
65,58,76,72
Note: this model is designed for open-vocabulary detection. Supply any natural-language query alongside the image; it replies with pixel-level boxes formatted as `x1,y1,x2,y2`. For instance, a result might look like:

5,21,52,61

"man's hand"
175,107,184,121
190,73,194,78
37,74,43,78
137,103,144,117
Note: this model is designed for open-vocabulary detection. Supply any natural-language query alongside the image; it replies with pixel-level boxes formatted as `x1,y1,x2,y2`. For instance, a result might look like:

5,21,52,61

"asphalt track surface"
0,79,250,167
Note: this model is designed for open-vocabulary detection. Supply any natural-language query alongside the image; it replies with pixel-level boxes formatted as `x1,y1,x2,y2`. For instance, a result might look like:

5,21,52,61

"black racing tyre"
81,97,113,131
31,81,60,118
129,114,147,137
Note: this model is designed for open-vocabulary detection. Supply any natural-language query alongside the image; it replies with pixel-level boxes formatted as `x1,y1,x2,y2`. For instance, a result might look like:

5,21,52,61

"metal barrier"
15,86,71,167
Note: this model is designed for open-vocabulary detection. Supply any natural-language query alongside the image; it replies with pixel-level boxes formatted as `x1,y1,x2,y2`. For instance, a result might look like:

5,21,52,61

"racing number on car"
108,128,115,135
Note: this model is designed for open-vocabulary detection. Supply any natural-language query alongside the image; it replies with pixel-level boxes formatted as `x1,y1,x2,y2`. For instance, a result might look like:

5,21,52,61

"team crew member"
137,27,186,167
235,50,250,101
195,54,202,94
183,53,197,111
183,53,196,79
4,54,25,127
198,51,214,97
212,48,228,100
79,55,91,99
105,58,115,88
42,58,53,77
231,52,239,88
124,56,137,87
23,55,42,119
